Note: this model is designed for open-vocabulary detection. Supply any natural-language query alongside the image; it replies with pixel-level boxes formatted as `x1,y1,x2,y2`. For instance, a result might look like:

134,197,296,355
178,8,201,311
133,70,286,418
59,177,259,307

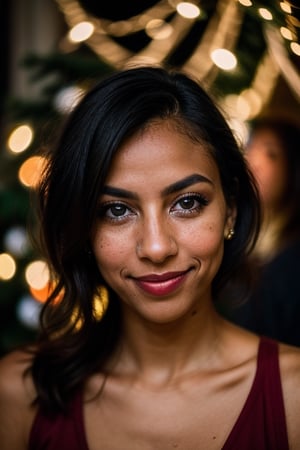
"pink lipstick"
133,270,191,296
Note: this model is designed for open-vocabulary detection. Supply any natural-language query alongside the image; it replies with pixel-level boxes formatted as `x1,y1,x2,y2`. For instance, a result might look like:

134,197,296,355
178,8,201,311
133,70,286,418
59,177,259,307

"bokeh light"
176,2,201,19
3,226,30,257
258,8,273,21
18,155,46,188
145,19,173,40
16,295,42,329
280,2,291,14
7,124,33,153
68,21,94,43
280,27,293,40
29,283,53,303
291,42,300,56
0,253,17,280
25,260,50,290
210,48,237,70
53,85,85,114
238,0,252,6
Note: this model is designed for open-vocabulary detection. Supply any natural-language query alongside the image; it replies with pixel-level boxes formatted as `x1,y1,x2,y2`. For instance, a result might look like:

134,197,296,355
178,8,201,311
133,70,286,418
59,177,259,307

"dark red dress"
29,337,289,450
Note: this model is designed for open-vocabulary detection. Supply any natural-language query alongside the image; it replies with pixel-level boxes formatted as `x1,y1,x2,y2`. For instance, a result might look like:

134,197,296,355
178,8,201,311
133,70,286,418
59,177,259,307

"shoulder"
0,350,37,450
279,342,300,394
278,343,300,450
0,349,36,402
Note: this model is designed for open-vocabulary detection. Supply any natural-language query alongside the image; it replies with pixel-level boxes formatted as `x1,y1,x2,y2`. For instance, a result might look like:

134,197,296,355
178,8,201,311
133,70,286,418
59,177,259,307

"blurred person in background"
224,116,300,346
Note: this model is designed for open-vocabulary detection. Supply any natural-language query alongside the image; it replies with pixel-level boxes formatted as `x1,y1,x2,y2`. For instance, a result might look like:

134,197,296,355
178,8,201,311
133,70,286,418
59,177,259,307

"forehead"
105,120,220,186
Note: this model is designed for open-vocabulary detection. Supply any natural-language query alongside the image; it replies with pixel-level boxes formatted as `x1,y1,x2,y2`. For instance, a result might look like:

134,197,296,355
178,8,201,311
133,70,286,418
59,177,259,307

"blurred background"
0,0,299,356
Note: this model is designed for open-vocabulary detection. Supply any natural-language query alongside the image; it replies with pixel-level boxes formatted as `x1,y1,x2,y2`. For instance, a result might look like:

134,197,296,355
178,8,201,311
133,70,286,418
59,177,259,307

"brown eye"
179,197,197,210
171,193,209,216
109,204,128,217
97,202,134,221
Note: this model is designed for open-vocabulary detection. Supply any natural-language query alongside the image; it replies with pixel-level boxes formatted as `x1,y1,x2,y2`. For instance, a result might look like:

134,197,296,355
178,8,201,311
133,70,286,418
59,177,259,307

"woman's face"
245,128,288,211
92,120,236,324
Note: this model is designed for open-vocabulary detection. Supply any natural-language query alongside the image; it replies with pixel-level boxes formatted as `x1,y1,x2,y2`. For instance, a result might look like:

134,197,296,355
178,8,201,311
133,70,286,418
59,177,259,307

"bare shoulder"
279,342,300,395
0,349,33,390
0,350,37,450
278,343,300,450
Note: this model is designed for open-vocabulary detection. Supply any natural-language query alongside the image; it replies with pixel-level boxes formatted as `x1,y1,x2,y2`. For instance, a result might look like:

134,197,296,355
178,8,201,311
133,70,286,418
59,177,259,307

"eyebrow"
162,173,213,196
102,173,213,199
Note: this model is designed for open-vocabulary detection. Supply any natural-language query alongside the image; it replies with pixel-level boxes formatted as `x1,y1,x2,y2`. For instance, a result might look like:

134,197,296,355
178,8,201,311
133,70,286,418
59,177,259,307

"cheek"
187,223,225,287
182,220,225,259
92,229,130,274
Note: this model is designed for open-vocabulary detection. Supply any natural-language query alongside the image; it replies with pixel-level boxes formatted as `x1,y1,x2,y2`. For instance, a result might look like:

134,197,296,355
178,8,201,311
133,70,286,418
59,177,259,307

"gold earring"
226,228,235,240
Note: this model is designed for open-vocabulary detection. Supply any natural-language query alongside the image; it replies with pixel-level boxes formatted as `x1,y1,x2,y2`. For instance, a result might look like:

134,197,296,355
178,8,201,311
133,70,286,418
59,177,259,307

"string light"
183,0,242,80
7,124,33,154
18,155,46,189
68,21,94,43
29,283,55,303
176,2,201,19
130,11,196,65
246,49,279,115
239,88,262,119
145,19,173,40
291,41,300,56
210,48,237,70
3,226,30,257
227,117,250,147
280,26,293,40
280,2,292,14
53,85,85,113
287,15,300,29
55,0,299,113
16,295,42,329
25,260,50,290
258,8,273,21
0,253,16,280
238,0,252,6
265,25,300,102
222,94,250,121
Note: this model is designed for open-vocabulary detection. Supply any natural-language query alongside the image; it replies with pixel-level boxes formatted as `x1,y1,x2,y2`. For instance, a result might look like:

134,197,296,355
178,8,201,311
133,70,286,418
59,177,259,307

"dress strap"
222,337,289,450
256,336,289,447
29,388,89,450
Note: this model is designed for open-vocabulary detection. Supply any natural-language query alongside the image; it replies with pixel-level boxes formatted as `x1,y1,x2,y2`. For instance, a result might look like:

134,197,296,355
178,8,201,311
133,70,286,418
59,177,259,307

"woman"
225,118,300,346
0,66,299,449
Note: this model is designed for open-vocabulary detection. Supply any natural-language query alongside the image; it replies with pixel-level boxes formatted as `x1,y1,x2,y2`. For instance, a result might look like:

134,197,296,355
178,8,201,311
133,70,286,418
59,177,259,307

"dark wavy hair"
30,65,260,412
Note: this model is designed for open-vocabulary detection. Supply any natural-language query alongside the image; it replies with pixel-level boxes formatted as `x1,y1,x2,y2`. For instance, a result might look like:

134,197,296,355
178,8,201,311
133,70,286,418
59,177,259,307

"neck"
111,302,225,387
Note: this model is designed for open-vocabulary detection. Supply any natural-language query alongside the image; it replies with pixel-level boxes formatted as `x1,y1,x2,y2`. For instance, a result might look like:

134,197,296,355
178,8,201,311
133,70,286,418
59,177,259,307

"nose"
136,213,178,263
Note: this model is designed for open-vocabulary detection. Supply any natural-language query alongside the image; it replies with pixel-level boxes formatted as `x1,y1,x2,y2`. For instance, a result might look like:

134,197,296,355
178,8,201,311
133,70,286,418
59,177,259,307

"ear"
224,204,237,240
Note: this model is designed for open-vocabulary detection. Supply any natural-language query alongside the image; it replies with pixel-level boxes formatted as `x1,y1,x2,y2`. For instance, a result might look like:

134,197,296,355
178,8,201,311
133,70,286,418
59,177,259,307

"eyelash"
97,193,209,223
171,193,209,215
97,202,134,222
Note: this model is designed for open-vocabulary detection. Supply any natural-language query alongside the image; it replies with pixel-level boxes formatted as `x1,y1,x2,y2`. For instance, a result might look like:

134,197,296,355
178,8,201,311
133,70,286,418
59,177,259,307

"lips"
132,269,192,296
